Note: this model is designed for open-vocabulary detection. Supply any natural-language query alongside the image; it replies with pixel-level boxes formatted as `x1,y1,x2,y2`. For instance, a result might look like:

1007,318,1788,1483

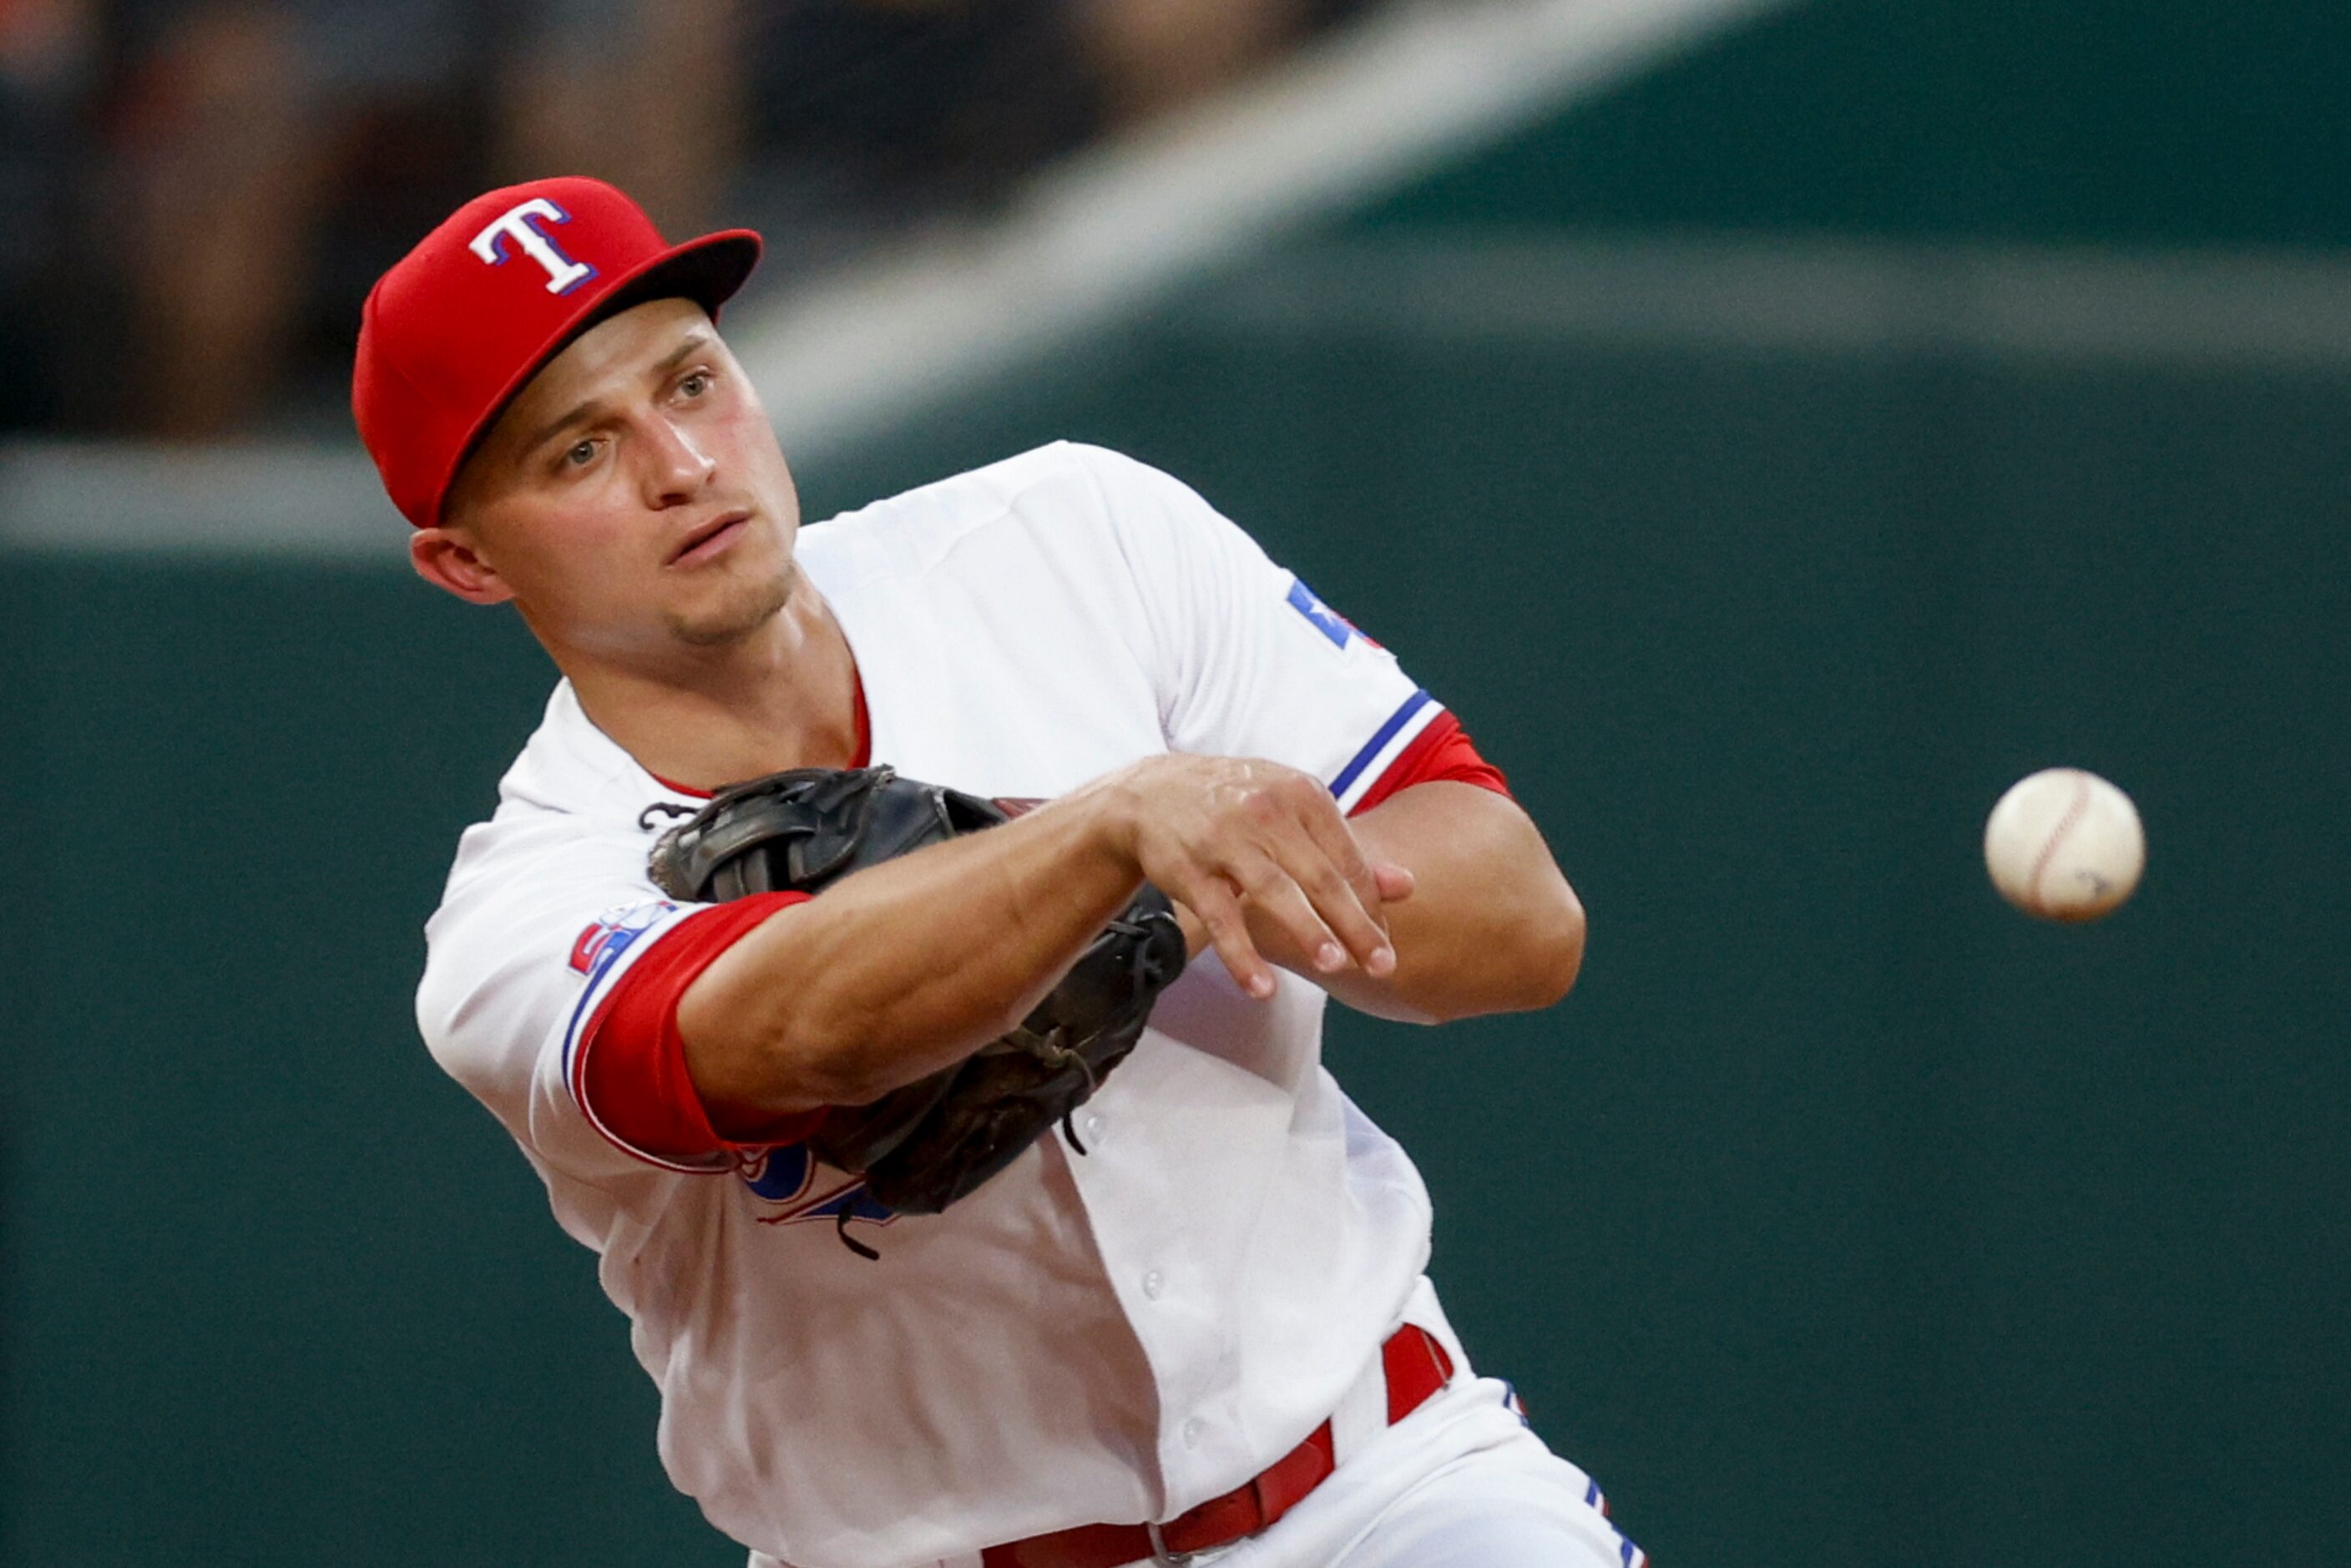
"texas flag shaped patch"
1287,576,1381,650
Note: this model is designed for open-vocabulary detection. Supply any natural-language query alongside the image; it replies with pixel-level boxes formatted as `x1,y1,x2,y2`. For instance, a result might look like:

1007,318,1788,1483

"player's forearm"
1275,782,1583,1024
679,795,1145,1114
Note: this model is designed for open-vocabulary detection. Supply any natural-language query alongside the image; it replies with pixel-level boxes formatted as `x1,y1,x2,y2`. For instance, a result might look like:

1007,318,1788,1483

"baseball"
1984,767,2145,922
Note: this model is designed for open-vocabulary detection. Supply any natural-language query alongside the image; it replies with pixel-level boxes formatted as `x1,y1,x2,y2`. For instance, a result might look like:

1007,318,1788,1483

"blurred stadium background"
5,0,2349,1562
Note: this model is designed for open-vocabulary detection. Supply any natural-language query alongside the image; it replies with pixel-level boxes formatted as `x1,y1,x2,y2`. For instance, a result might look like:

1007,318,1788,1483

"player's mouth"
668,509,754,567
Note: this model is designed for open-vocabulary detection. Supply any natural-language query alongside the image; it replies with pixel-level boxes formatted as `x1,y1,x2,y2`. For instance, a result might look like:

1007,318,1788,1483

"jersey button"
1181,1418,1205,1449
1142,1268,1165,1300
1084,1111,1107,1143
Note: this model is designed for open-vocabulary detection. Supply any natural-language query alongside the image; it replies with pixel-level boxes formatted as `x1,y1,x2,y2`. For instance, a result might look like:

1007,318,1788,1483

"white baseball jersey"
418,443,1499,1568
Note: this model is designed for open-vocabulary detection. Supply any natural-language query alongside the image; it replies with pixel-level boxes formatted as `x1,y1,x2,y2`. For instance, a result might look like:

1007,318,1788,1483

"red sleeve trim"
576,893,825,1166
1347,709,1512,817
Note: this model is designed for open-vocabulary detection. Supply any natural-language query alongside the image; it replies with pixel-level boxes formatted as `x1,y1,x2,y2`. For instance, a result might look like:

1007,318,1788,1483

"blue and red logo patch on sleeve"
568,900,677,976
1286,576,1381,650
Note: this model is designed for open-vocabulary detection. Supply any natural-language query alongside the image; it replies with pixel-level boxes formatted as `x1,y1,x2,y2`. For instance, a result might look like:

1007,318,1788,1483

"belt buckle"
1145,1521,1196,1566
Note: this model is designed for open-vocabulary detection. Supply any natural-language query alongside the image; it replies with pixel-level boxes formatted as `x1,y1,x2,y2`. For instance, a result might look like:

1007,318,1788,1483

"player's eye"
563,438,597,469
678,370,711,398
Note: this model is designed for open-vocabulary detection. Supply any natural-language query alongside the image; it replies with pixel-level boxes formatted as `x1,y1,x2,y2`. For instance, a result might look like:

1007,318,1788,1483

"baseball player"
356,176,1645,1568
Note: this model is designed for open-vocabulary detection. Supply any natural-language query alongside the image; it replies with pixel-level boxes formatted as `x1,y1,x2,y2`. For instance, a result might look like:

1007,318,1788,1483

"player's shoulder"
857,439,1155,514
494,681,660,817
796,442,1188,583
433,683,675,899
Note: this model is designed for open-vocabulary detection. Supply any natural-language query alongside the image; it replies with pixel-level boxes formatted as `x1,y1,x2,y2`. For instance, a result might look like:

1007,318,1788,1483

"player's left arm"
1317,780,1582,1024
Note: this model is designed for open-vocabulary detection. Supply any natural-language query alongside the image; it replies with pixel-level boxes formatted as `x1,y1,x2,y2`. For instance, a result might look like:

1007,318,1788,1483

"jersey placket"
1050,1066,1260,1512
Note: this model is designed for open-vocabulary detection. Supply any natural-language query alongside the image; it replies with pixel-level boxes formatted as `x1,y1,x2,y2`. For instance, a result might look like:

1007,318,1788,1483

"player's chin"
664,569,791,648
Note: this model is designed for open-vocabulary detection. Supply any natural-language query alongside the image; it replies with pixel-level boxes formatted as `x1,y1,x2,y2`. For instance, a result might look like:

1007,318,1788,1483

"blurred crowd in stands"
0,0,1377,438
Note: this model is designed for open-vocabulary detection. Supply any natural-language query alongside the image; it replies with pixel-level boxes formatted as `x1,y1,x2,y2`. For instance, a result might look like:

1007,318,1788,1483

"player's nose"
640,413,717,508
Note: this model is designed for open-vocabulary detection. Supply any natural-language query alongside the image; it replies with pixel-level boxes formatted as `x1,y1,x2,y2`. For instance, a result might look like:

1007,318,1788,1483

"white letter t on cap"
469,199,596,295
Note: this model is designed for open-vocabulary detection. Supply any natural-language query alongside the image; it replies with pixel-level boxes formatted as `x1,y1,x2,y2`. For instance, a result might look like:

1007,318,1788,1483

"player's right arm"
675,753,1407,1128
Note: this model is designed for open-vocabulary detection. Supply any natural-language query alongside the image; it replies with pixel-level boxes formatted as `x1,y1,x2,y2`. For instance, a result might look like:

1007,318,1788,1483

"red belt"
981,1323,1457,1568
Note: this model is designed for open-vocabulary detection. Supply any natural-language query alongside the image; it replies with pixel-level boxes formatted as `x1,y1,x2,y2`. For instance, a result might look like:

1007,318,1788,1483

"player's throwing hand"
1082,753,1414,999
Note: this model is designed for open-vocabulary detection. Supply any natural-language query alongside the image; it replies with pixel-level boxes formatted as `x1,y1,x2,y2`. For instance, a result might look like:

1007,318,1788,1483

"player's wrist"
1060,762,1155,873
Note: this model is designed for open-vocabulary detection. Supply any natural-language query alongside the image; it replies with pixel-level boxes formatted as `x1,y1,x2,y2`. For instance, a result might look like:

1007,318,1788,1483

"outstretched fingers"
1109,755,1413,999
1251,834,1382,978
1274,786,1398,975
1227,843,1358,979
1161,865,1278,999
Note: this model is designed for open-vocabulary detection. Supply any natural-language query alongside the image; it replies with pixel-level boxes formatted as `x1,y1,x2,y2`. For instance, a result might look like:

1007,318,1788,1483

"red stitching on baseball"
2028,771,2092,907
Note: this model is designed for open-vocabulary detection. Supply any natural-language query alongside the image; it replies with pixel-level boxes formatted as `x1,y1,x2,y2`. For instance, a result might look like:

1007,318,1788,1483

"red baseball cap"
353,176,761,529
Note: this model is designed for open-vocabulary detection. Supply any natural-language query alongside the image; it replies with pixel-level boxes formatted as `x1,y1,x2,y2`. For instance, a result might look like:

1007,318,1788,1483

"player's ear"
409,526,515,605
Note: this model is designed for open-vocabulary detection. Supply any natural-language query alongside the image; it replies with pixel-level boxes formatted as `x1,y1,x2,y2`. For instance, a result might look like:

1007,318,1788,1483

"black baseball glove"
645,766,1186,1252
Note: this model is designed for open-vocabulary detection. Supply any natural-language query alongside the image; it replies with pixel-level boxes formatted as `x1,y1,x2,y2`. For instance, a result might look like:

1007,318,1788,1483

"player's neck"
560,580,862,790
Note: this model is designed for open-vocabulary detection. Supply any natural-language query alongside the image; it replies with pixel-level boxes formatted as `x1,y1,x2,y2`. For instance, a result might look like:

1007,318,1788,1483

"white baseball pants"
760,1284,1647,1568
1209,1371,1646,1568
872,1377,1644,1568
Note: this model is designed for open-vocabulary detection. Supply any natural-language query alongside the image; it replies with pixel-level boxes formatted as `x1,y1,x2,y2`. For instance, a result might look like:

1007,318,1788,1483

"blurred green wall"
8,1,2348,1563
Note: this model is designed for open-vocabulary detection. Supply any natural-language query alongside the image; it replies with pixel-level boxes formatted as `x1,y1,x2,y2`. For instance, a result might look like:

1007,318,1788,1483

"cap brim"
432,228,763,524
